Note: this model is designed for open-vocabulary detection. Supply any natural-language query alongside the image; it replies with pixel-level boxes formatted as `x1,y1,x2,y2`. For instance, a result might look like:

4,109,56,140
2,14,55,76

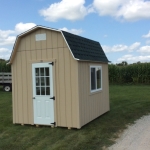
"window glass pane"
96,68,101,89
41,87,45,95
41,77,45,86
35,68,39,76
46,87,50,95
91,68,96,90
40,68,44,76
36,77,40,86
36,87,40,95
46,77,50,86
45,67,49,76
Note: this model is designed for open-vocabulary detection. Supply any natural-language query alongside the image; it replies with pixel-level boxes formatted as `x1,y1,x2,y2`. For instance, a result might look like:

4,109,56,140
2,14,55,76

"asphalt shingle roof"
62,31,109,62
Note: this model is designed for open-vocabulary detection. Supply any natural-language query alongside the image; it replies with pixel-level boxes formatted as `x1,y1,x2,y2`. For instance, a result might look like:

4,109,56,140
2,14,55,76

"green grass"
0,85,150,150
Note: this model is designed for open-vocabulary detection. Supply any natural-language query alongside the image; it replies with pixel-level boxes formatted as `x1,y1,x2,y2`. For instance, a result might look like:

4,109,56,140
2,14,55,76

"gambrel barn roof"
9,25,109,63
62,31,109,62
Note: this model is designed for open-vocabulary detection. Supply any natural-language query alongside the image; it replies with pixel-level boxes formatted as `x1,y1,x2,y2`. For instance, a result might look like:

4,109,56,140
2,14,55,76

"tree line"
0,59,11,72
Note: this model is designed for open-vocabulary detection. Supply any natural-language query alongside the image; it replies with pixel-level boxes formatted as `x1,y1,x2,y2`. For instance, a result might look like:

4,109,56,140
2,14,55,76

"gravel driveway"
108,115,150,150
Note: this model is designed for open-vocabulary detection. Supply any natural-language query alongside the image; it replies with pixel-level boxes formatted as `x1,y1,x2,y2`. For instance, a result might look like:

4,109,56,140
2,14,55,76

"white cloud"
112,45,128,52
117,54,150,63
102,42,140,53
39,0,93,22
93,0,126,16
0,48,11,60
142,31,150,38
0,30,14,39
0,48,10,53
0,30,16,46
146,40,150,45
0,22,36,60
104,34,108,38
60,27,83,35
137,46,150,54
102,45,111,53
93,0,150,22
0,36,16,46
103,44,128,53
0,22,36,47
15,22,36,34
128,42,141,52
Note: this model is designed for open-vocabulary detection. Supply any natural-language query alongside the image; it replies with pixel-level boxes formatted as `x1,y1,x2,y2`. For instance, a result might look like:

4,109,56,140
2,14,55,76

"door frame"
30,60,57,126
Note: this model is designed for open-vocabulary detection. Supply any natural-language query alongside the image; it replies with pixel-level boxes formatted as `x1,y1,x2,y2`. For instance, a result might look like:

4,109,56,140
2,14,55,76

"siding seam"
21,48,24,123
16,54,19,122
63,48,67,126
69,52,73,127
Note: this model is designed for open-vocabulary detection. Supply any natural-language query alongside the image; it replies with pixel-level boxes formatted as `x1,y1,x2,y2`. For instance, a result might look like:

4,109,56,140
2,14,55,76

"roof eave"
77,59,110,63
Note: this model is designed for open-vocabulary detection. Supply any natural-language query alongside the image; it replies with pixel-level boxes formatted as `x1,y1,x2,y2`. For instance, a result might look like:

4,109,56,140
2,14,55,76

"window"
35,67,50,96
90,66,102,92
35,33,46,41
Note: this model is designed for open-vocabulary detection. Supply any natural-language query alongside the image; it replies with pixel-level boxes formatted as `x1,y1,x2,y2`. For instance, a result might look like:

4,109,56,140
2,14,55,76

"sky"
1,0,150,64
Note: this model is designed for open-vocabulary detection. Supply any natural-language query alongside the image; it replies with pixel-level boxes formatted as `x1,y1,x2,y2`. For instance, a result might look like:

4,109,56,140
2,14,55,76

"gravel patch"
108,115,150,150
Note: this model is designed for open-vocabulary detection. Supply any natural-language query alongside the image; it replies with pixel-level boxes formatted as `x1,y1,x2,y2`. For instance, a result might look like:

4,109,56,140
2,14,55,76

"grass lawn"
0,85,150,150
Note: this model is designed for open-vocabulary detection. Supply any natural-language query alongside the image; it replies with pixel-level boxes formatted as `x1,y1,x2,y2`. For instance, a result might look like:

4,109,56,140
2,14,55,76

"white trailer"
0,72,12,92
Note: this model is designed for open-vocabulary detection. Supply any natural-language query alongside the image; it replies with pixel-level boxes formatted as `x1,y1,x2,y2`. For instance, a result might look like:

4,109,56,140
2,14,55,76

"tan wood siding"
64,48,72,127
26,51,34,124
12,28,80,128
46,31,53,49
78,61,110,127
16,52,23,123
21,51,28,124
13,53,18,123
70,56,80,128
53,48,60,125
58,48,66,126
11,64,15,123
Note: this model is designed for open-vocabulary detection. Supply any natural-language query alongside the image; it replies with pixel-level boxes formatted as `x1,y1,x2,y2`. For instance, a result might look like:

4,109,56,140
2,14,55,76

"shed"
9,25,110,129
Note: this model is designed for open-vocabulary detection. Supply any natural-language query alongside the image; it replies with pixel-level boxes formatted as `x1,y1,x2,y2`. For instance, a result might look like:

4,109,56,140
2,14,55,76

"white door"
32,63,54,125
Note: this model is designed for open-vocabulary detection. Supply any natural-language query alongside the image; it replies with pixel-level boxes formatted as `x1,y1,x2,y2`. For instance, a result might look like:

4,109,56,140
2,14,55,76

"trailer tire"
3,85,11,92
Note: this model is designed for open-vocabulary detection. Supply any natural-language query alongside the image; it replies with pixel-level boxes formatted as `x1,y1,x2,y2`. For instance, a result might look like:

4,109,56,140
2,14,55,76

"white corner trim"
60,31,80,61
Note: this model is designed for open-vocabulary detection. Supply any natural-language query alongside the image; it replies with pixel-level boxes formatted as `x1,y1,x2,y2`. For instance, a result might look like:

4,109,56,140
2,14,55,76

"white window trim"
90,65,102,93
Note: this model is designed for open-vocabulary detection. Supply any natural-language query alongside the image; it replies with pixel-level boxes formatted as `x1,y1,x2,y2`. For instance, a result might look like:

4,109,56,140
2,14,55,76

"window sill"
89,89,102,96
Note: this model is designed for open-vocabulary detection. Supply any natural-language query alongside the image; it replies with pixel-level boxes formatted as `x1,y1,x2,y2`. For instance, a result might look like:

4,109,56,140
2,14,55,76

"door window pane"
36,77,40,86
46,77,50,86
91,68,96,90
45,67,49,76
35,68,39,76
40,68,44,76
36,87,40,95
41,77,45,86
46,87,50,95
41,87,45,95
